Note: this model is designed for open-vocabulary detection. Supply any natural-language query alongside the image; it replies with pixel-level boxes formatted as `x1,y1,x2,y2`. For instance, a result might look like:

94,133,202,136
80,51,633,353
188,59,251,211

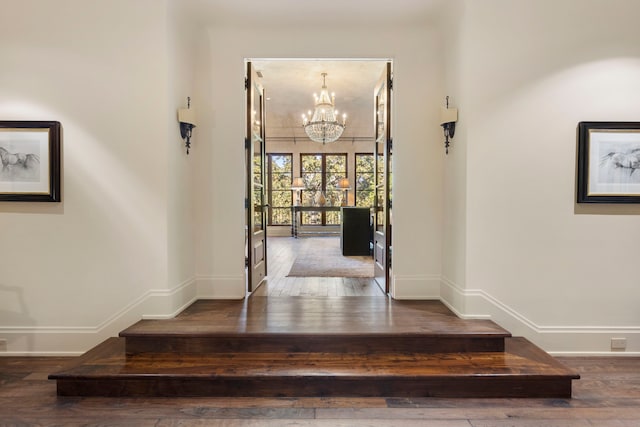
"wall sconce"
336,177,351,206
440,96,458,154
291,177,305,206
178,96,197,154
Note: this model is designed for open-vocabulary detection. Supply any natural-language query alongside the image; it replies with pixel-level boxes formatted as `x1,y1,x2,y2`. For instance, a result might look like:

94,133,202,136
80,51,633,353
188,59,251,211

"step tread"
50,337,579,380
49,299,578,398
120,299,511,338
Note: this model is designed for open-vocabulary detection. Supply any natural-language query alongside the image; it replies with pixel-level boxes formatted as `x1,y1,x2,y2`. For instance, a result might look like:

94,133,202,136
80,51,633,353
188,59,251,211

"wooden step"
121,333,508,354
120,298,511,354
49,337,579,398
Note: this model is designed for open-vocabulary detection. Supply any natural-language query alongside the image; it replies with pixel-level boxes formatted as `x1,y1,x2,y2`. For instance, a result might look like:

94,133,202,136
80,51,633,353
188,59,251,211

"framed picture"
577,121,640,203
0,121,61,202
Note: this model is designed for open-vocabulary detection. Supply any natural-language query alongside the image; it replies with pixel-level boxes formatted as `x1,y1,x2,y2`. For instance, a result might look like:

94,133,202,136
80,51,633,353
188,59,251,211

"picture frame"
577,121,640,204
0,121,61,202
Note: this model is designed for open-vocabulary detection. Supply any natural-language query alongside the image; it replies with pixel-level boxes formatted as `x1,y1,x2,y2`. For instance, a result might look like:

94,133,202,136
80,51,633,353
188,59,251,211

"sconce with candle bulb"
440,96,458,154
178,97,197,154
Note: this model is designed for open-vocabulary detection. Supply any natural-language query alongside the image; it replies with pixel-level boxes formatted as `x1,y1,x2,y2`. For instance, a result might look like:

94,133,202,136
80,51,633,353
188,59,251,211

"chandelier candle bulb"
302,73,346,144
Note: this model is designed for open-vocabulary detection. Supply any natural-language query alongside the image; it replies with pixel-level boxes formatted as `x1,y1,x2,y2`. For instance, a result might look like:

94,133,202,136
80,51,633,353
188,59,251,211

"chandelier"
302,73,346,143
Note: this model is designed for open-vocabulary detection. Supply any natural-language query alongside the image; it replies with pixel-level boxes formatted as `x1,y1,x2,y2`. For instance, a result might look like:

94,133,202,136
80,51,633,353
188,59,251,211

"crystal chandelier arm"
302,73,346,144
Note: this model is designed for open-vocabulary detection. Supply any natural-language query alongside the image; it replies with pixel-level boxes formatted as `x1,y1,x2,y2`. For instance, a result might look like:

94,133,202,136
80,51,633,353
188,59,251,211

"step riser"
125,336,506,355
55,377,573,398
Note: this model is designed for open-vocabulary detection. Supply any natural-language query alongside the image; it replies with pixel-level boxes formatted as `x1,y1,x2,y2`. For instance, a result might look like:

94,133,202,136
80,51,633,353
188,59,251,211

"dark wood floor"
121,297,509,337
2,355,640,426
10,237,633,423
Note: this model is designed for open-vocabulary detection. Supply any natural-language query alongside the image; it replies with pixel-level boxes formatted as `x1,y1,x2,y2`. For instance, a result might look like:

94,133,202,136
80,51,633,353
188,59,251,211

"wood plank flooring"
2,355,640,426
49,232,579,399
51,297,577,399
121,298,510,339
40,236,584,413
123,298,509,353
49,336,577,398
251,237,384,297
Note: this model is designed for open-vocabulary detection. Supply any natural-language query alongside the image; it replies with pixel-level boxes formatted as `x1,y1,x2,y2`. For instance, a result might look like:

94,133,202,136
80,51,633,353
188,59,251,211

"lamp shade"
291,177,305,190
336,178,351,190
440,107,457,125
178,108,197,126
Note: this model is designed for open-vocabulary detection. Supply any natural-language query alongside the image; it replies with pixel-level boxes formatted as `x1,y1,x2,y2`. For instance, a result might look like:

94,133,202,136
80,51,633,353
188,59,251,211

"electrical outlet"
611,337,627,351
0,339,6,352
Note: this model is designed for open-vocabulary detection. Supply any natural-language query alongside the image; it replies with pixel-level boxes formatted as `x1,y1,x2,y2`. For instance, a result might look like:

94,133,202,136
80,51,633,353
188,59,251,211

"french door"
246,61,267,292
373,62,392,293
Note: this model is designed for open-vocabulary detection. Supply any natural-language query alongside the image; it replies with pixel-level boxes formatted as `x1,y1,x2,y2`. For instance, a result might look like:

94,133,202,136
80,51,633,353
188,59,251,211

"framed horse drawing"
0,121,61,202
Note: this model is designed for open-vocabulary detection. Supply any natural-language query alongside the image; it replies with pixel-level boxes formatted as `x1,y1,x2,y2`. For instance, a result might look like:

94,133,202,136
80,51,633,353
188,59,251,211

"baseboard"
0,278,197,356
141,279,199,319
440,276,640,355
5,274,637,356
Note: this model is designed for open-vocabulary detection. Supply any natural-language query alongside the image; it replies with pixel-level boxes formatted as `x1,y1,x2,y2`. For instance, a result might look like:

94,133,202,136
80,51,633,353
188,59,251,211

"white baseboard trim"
550,350,640,357
141,279,199,320
0,277,198,356
5,274,638,356
440,276,640,355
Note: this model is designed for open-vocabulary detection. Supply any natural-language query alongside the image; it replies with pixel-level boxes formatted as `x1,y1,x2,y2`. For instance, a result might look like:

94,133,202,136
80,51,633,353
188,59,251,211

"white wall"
166,1,199,308
440,0,468,309
442,0,640,354
193,22,445,300
4,0,637,356
0,0,197,355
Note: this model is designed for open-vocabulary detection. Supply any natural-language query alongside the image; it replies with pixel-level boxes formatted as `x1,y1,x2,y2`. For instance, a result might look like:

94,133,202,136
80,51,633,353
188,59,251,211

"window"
267,154,292,225
355,153,375,207
300,153,347,225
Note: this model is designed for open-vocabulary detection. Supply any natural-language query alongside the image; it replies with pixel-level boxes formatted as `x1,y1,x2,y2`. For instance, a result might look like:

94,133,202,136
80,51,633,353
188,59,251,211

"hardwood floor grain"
2,356,640,426
5,237,639,424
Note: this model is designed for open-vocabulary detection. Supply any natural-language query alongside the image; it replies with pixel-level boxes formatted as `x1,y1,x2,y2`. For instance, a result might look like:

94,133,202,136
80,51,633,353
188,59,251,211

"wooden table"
291,206,341,237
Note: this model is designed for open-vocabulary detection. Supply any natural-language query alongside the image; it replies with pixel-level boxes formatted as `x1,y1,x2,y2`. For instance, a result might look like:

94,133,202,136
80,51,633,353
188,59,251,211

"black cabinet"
340,207,371,256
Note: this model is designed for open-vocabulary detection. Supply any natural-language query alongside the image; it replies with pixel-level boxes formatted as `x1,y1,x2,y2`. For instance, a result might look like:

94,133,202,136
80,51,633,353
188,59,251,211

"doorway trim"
244,57,394,297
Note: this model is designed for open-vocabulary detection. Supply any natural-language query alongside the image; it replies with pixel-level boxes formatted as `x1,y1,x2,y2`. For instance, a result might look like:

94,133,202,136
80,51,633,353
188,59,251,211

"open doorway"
245,59,392,297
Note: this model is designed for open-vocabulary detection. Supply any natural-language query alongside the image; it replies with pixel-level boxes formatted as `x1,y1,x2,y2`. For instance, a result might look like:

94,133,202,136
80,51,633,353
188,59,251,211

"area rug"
287,238,374,278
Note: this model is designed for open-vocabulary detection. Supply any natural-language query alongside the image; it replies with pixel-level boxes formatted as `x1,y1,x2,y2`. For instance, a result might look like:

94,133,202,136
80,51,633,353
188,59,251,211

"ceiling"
252,60,388,140
173,0,447,142
179,0,446,27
